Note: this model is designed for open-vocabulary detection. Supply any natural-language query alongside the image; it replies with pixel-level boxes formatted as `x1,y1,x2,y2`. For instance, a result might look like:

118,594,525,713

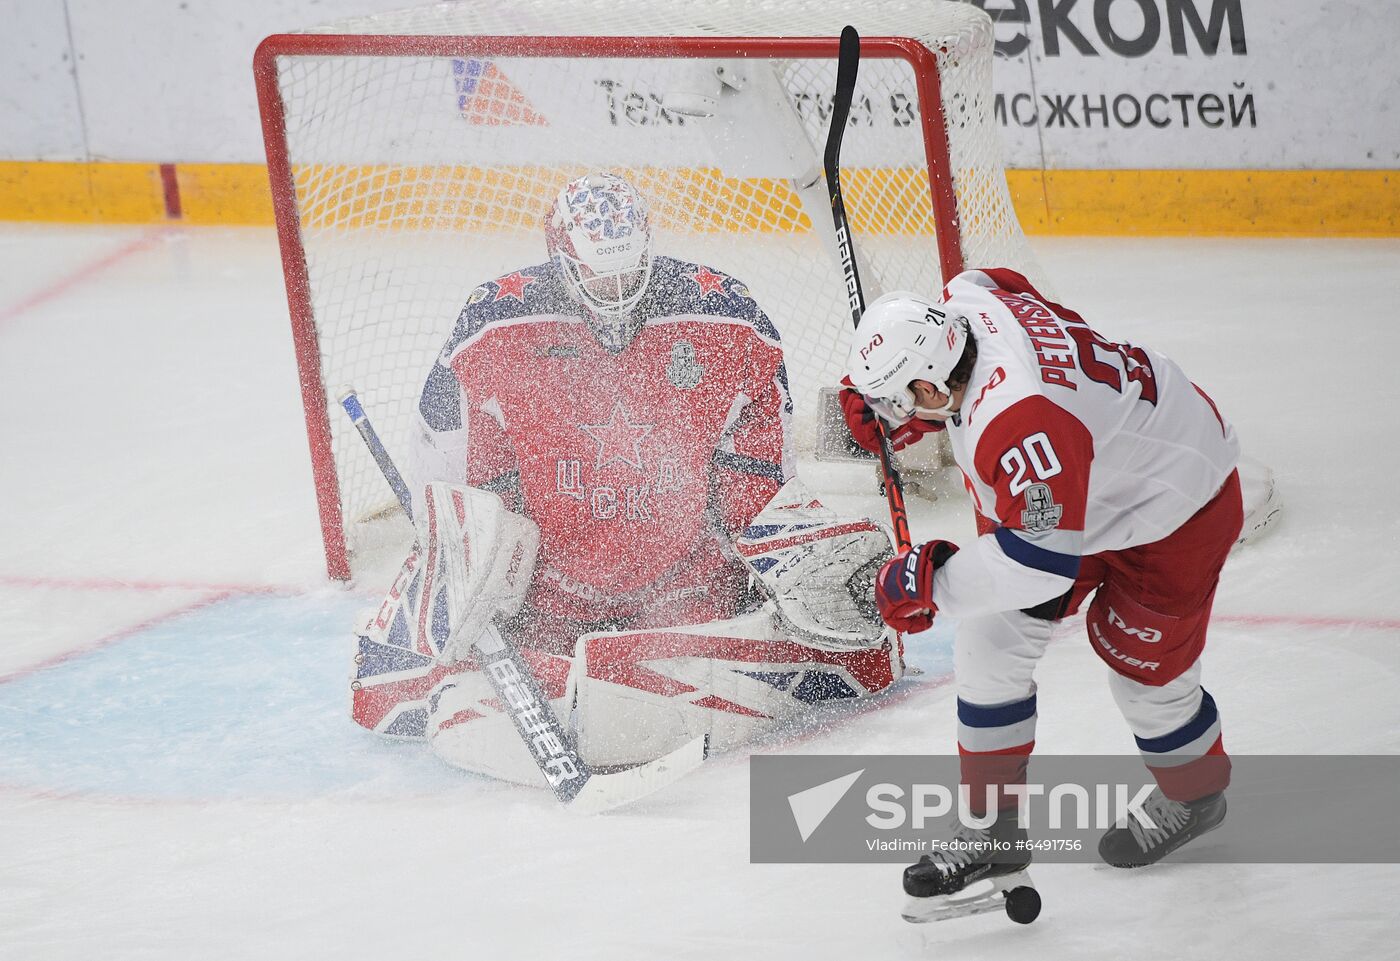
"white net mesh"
259,0,1040,576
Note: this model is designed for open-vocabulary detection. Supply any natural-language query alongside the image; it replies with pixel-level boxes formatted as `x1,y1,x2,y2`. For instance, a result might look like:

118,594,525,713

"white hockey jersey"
930,269,1240,619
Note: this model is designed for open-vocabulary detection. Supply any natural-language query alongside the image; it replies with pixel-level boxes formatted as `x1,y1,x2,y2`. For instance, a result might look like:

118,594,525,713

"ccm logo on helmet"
859,333,884,361
595,242,634,255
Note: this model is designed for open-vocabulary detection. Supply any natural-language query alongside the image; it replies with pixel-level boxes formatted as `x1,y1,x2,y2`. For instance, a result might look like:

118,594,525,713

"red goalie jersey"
412,255,793,636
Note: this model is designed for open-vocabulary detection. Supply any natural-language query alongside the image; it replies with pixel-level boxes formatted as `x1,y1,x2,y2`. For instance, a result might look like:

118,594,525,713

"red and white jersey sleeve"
931,268,1240,618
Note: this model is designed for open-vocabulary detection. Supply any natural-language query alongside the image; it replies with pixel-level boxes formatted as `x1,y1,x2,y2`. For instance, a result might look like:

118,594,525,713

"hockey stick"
336,387,706,813
824,26,913,553
340,388,414,518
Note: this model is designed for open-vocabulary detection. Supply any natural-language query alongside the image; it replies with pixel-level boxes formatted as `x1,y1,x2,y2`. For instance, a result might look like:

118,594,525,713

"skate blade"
900,871,1035,924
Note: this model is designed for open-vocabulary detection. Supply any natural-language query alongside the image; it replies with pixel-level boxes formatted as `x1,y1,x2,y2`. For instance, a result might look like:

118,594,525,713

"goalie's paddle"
337,386,706,812
823,26,913,553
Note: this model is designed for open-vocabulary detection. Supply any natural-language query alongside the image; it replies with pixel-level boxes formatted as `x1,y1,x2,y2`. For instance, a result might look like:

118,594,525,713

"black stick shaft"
823,26,913,553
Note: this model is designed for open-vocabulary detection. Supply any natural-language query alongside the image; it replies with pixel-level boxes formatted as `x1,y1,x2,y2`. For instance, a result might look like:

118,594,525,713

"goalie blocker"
350,480,903,786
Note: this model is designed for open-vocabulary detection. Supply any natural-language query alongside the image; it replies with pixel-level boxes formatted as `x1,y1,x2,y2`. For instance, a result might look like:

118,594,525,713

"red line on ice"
8,572,1400,634
0,573,294,595
0,591,235,686
3,575,1396,690
1214,612,1400,632
0,228,168,328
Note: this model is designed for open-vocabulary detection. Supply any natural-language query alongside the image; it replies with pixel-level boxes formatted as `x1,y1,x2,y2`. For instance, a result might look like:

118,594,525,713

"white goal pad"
571,607,902,767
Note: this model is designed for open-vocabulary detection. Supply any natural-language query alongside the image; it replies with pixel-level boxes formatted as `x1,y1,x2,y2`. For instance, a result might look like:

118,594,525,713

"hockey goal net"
255,0,1039,581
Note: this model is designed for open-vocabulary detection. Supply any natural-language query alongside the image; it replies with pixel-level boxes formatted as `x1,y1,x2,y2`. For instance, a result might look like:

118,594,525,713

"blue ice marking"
0,593,468,800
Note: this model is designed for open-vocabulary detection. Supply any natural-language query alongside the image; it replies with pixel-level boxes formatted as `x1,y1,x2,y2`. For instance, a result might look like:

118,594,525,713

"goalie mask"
545,172,654,353
846,290,970,423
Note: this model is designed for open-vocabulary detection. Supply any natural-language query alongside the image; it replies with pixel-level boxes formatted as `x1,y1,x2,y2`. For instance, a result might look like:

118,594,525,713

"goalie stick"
336,386,707,813
824,26,913,553
340,388,413,518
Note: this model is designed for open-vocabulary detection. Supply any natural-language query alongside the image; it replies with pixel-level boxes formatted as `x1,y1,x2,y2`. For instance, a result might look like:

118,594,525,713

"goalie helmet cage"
254,0,1039,580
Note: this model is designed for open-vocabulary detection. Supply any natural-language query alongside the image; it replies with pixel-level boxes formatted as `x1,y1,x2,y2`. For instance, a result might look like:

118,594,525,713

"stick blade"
566,735,709,814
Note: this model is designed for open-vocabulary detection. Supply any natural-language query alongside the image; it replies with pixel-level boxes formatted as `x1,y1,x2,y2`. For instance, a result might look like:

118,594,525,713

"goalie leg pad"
373,482,539,664
572,606,901,767
421,482,539,663
736,479,895,650
426,647,573,788
350,630,458,739
350,543,448,738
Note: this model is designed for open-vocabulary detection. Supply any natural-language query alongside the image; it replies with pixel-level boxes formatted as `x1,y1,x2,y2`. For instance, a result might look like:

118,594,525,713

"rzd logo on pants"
1085,586,1194,684
1107,606,1162,643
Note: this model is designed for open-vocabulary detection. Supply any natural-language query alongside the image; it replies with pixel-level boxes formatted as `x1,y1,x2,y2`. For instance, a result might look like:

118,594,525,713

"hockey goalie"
349,173,901,786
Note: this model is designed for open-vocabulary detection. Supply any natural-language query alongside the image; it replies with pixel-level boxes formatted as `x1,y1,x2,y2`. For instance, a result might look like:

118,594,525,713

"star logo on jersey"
579,400,654,471
690,266,728,298
493,271,536,302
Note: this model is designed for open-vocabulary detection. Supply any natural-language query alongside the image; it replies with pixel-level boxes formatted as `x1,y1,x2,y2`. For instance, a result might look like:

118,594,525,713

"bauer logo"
751,755,1400,864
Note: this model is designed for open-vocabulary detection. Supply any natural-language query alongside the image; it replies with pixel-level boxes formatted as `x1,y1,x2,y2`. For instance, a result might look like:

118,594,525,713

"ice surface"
1,224,1398,959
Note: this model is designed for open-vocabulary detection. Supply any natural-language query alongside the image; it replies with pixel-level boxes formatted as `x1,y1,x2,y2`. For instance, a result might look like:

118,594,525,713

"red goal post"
254,6,1036,581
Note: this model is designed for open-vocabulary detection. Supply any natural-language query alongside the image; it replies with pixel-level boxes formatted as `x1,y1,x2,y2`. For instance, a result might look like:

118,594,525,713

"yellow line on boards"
0,162,168,223
0,161,1395,237
174,163,276,225
1007,169,1400,237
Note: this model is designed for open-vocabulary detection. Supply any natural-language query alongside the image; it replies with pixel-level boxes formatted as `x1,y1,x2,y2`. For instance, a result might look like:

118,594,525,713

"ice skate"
900,815,1041,925
1099,788,1226,868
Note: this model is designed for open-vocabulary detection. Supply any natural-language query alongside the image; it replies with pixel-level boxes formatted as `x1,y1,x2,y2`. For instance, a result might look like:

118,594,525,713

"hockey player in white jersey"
843,268,1240,919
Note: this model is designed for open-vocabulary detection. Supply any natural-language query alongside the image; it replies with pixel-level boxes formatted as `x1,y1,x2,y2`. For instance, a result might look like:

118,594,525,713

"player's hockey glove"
874,540,959,634
839,384,943,455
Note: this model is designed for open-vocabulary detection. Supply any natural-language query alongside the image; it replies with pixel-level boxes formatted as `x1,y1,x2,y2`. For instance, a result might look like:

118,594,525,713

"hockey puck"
1004,886,1041,925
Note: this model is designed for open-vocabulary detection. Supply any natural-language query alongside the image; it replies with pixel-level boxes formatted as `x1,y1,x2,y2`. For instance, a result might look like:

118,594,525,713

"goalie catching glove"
736,479,896,649
838,382,943,454
874,540,959,634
